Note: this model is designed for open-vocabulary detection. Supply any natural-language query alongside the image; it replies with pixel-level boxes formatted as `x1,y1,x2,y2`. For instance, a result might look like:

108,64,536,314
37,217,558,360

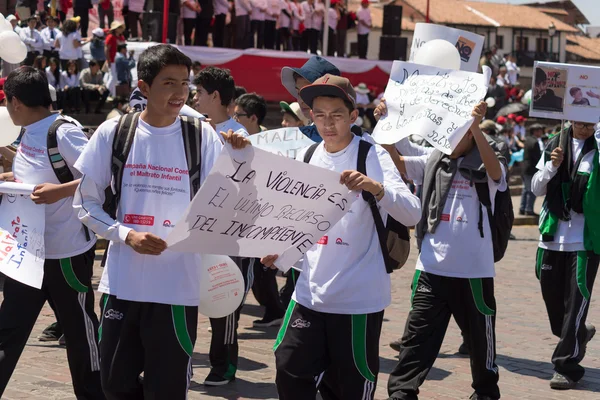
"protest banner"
248,128,315,159
372,61,489,154
0,194,45,289
530,61,600,124
409,23,485,72
166,145,356,271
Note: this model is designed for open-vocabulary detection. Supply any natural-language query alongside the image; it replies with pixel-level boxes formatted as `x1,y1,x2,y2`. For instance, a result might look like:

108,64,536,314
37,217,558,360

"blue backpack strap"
180,116,203,198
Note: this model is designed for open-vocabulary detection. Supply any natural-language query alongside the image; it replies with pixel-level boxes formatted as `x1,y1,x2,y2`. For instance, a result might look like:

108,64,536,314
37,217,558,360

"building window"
496,35,504,49
536,37,549,52
516,36,529,52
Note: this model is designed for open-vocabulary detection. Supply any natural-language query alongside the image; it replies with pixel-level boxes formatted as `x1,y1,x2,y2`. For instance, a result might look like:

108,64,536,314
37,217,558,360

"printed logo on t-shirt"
441,214,450,222
335,238,349,246
123,214,155,226
317,236,328,245
163,220,175,228
455,216,467,223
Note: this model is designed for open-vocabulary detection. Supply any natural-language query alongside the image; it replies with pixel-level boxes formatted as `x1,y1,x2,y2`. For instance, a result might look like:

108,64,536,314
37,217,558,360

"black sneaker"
550,372,576,390
526,211,540,217
203,371,234,386
38,322,61,342
389,339,402,352
458,341,469,355
252,315,283,328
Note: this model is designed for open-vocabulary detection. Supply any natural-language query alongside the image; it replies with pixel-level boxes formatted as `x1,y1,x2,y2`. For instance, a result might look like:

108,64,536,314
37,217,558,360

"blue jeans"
520,174,536,213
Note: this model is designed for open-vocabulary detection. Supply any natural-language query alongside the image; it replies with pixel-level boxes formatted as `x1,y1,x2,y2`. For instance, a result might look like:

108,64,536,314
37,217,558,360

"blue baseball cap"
281,56,341,99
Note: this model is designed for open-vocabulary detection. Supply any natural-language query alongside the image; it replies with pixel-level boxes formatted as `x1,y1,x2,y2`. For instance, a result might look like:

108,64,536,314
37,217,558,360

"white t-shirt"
357,6,371,35
300,1,313,30
533,137,593,252
57,31,82,60
60,71,79,88
279,0,291,28
312,0,325,31
505,60,519,84
215,117,249,137
290,2,303,30
266,0,281,21
74,116,223,306
13,114,96,259
292,136,421,314
404,154,507,279
181,0,198,19
251,0,267,20
327,7,338,30
235,0,252,16
46,67,59,88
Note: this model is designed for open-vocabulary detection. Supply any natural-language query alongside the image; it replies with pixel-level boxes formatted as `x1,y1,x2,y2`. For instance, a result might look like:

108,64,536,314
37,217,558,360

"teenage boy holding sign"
261,75,422,399
385,102,508,400
72,44,249,398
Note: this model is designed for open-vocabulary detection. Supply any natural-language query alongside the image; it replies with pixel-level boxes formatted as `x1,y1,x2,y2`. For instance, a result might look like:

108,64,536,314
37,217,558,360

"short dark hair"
5,67,52,108
137,44,191,86
117,44,128,53
192,61,202,68
569,87,581,96
535,68,547,85
62,19,77,35
234,85,247,100
193,67,235,106
112,96,127,107
89,59,98,68
236,93,267,125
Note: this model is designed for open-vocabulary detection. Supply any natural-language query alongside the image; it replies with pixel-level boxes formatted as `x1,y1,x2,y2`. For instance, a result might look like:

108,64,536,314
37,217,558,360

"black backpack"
303,140,411,273
474,182,514,263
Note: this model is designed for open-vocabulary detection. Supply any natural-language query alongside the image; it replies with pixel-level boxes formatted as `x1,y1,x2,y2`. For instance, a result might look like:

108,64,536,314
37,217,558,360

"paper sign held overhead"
530,61,600,124
248,128,315,159
166,145,357,271
410,23,485,72
372,61,488,154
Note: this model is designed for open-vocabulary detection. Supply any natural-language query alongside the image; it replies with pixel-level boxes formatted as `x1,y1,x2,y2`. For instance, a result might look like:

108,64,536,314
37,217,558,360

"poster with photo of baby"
530,62,600,123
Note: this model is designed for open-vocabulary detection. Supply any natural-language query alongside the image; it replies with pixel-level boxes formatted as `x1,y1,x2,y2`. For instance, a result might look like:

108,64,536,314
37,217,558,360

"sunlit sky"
470,0,600,27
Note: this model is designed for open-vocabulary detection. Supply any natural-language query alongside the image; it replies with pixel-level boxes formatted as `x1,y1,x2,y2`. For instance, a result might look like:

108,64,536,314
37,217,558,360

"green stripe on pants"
535,247,544,280
469,278,495,316
171,305,193,357
577,251,591,300
410,270,421,310
273,299,296,352
98,294,109,342
60,258,88,293
351,314,376,382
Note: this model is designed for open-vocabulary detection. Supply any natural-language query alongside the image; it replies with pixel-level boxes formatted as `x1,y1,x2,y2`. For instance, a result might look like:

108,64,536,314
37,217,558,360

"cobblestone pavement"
2,226,600,399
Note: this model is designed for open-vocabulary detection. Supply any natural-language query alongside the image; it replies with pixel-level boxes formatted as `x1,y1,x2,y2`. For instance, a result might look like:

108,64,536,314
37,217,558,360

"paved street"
2,226,600,400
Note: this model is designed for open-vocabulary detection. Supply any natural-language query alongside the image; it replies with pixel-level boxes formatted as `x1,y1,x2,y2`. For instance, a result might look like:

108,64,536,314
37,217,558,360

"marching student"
0,67,103,399
531,121,600,390
233,93,268,134
261,74,421,399
192,67,248,137
72,44,248,398
385,102,507,400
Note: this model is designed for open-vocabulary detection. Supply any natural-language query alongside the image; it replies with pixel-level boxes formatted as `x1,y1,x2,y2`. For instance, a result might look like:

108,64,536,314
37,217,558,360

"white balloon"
198,255,245,318
0,107,21,147
0,31,27,64
485,97,496,108
414,39,461,70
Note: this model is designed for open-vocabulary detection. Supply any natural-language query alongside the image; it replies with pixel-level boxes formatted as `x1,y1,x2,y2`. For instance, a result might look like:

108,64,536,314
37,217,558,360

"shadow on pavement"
192,353,269,372
189,377,278,399
379,356,452,381
497,354,600,393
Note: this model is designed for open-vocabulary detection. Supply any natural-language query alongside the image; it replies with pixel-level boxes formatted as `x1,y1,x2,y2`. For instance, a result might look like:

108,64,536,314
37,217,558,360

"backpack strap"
303,143,319,163
47,118,75,184
180,116,203,198
475,181,491,239
108,112,140,219
357,140,394,274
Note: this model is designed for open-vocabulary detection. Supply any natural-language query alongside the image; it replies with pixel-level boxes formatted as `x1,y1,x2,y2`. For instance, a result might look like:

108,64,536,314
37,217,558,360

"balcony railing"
516,51,560,67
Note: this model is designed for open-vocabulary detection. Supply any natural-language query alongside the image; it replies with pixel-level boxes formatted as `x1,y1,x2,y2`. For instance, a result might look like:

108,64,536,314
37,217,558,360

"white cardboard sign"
372,61,488,154
248,128,315,159
530,61,600,124
0,194,45,289
410,23,485,72
166,145,356,271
